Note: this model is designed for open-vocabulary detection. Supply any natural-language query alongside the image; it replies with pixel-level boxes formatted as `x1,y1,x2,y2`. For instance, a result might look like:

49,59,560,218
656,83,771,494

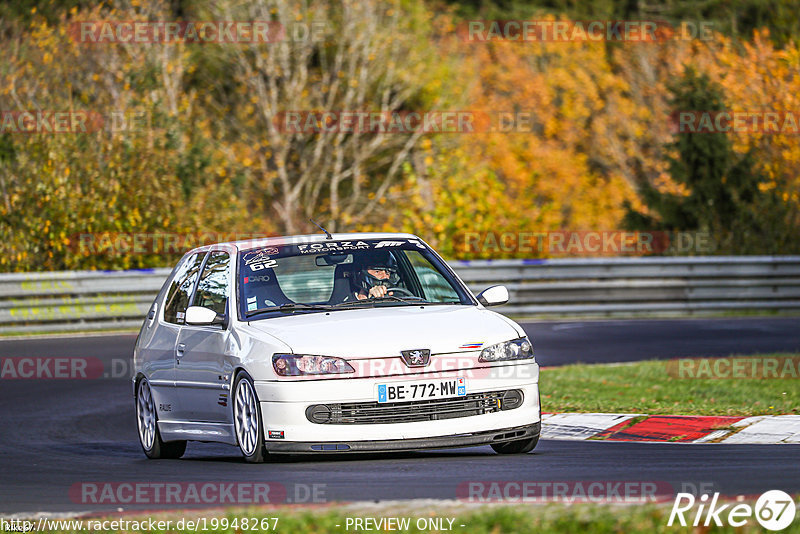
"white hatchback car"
133,233,540,462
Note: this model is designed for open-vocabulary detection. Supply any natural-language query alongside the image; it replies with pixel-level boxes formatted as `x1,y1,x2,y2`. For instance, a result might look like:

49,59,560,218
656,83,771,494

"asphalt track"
527,316,800,366
0,317,798,514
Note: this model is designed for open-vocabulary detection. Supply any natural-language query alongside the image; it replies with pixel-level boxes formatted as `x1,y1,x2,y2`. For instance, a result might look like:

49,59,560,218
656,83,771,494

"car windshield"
237,238,473,320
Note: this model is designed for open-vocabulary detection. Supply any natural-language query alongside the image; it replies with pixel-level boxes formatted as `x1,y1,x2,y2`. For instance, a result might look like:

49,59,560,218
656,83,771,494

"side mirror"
476,285,509,307
185,306,225,326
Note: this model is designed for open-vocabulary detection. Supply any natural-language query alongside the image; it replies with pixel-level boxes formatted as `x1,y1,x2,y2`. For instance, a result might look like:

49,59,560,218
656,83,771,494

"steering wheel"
385,286,420,298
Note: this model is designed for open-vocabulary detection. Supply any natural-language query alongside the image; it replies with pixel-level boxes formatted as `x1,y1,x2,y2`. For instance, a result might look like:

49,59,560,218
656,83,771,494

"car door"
154,251,207,420
173,250,234,423
141,251,206,420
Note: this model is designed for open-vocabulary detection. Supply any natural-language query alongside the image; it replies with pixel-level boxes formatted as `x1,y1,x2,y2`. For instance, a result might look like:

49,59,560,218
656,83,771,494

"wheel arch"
231,365,255,386
132,372,147,398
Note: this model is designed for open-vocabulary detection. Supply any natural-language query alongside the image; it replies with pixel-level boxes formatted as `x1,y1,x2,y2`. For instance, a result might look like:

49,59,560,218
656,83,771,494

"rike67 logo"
669,490,796,531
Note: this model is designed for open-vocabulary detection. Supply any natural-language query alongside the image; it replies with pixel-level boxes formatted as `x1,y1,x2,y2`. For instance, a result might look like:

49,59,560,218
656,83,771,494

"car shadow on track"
177,444,539,464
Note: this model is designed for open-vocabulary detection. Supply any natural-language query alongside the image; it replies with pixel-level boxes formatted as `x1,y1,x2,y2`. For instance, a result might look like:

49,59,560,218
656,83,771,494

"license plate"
377,377,466,403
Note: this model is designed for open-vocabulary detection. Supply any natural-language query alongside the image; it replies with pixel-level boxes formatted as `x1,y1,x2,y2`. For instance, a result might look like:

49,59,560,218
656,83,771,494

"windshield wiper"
331,295,428,308
246,303,332,317
329,299,377,308
372,295,427,303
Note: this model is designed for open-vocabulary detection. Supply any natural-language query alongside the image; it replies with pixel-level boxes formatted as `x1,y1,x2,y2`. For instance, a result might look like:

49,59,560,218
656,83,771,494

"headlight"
479,337,534,362
272,354,355,376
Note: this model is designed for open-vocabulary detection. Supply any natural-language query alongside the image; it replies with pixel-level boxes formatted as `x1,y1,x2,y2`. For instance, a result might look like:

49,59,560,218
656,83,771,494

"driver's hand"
368,285,389,298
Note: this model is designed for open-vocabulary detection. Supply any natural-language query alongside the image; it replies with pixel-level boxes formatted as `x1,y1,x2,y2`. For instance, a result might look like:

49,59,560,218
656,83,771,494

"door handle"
176,343,186,360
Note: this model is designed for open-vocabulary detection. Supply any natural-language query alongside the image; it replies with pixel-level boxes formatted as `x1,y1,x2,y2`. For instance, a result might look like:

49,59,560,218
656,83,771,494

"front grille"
307,390,520,425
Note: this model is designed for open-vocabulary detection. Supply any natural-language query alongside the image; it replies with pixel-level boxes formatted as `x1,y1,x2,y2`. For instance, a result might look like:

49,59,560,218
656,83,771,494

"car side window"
163,252,206,324
192,251,230,316
405,250,461,302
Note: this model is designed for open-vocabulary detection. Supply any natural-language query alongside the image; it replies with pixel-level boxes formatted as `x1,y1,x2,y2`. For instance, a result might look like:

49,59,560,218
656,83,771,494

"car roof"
185,232,424,255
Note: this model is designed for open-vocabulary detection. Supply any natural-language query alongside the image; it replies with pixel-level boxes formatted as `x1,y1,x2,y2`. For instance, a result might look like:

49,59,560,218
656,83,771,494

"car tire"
136,377,187,459
233,371,268,463
490,434,539,454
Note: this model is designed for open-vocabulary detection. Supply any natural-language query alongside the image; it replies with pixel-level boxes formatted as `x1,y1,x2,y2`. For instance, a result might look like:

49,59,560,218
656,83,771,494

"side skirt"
158,420,238,446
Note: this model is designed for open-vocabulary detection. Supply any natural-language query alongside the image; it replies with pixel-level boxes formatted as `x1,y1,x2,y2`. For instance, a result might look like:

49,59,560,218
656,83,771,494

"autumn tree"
0,2,248,271
202,0,445,234
623,68,788,253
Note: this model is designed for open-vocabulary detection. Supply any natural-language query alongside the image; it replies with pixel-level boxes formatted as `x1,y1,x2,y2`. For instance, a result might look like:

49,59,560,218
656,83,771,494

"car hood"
246,305,523,358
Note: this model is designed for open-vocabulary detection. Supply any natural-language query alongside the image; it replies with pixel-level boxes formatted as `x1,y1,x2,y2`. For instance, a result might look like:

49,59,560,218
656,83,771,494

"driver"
350,249,401,301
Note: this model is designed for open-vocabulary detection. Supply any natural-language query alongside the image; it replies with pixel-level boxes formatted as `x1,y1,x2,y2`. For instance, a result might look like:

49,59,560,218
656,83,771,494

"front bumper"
254,365,540,449
263,421,540,453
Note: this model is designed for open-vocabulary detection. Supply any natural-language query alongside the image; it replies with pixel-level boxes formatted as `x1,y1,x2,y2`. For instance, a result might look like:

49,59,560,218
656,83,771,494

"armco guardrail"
451,256,800,316
0,268,171,333
1,256,799,333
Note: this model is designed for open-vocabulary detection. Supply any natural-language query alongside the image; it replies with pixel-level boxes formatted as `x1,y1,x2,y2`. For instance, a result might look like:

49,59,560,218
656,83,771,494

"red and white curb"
541,413,800,444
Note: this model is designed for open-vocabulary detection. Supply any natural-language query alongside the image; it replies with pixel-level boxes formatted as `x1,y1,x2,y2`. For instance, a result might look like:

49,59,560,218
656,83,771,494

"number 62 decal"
250,259,277,271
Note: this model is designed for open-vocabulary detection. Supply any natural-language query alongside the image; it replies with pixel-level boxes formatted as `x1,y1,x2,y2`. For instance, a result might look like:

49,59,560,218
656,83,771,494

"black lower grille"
307,390,520,425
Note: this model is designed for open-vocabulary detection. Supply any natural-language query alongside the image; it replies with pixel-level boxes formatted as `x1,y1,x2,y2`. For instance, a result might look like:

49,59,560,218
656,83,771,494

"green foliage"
0,0,92,26
623,68,789,254
1,0,799,271
440,0,800,45
652,0,800,47
38,501,800,533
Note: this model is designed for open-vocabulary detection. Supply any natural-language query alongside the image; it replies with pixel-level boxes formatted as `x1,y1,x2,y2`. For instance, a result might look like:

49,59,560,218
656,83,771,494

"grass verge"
29,500,800,534
540,354,800,415
0,328,138,338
